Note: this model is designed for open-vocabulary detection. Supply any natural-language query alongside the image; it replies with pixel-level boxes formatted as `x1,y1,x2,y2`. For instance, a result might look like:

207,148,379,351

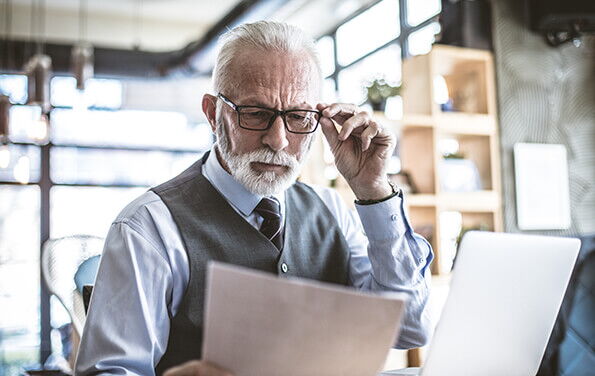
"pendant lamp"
72,44,94,90
24,53,52,113
0,94,10,141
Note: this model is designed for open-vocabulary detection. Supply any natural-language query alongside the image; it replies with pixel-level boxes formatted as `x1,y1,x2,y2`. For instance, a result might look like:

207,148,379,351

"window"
0,74,27,104
0,144,40,184
319,0,442,111
50,186,148,238
50,108,211,151
51,76,122,109
338,44,401,104
408,22,441,56
0,73,213,368
51,147,199,186
336,0,400,66
316,36,335,78
406,0,441,27
0,185,40,373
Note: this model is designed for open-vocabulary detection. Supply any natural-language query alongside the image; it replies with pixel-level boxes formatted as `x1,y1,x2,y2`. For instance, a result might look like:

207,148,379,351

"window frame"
316,0,441,93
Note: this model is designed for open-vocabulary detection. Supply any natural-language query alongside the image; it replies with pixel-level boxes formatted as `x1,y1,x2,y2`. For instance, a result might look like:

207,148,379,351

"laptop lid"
421,231,580,376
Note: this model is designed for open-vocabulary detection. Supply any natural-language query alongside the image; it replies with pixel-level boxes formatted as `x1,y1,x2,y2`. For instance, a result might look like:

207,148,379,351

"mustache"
246,147,299,167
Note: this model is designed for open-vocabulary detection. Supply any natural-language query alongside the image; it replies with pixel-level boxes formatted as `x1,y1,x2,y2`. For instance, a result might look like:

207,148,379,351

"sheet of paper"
202,262,407,376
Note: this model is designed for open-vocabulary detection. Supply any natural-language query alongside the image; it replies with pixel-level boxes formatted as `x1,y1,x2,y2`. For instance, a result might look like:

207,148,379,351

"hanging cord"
1,0,12,70
39,0,46,55
29,0,45,55
133,0,143,50
79,0,88,44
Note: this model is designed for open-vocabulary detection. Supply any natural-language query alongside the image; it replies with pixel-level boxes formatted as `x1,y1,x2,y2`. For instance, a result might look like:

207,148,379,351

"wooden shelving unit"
395,45,503,367
395,44,503,276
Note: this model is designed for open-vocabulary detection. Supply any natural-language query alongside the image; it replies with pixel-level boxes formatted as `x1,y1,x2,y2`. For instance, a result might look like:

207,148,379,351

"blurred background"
0,0,593,375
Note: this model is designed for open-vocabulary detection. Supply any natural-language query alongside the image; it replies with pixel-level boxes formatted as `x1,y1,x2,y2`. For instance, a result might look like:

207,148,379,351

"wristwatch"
354,180,401,205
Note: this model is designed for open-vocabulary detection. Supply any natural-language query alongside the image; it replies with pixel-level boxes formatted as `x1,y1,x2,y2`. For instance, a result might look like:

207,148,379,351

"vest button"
281,262,288,273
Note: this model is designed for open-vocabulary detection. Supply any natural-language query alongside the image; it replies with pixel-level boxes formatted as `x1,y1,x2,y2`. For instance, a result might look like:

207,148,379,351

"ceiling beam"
0,0,290,78
159,0,291,76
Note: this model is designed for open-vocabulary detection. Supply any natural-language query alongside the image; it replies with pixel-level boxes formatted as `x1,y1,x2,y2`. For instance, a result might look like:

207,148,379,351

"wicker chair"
41,235,104,366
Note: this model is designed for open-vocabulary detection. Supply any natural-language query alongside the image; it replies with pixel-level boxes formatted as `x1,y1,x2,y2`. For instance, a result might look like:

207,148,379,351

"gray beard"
215,119,312,196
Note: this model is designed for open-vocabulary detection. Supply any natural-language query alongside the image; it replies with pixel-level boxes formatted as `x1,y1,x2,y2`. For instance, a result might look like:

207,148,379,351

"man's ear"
202,94,218,132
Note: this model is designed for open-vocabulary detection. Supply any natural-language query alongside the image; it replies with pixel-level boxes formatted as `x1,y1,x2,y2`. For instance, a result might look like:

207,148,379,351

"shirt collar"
202,147,286,217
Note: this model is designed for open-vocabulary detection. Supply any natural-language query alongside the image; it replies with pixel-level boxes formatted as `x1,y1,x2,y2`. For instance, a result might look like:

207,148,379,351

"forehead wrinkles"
227,50,317,103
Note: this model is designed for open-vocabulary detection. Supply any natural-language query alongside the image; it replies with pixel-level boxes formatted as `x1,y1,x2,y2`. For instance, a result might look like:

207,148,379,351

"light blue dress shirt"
75,150,434,375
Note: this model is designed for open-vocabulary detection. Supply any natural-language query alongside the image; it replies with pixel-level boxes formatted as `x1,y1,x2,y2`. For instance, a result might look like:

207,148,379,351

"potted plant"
365,78,401,112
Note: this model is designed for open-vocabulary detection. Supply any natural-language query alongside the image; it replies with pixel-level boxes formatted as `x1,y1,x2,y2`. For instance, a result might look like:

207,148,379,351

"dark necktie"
254,197,283,250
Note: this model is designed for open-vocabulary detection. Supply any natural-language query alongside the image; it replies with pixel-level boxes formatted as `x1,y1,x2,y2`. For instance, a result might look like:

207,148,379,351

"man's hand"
163,360,233,376
317,103,396,201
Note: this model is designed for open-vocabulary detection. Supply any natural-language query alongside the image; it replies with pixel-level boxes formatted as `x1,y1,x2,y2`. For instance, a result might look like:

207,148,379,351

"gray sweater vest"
152,153,351,374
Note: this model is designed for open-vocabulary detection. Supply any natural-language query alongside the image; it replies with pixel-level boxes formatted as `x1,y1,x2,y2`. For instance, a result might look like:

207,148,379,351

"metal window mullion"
399,0,409,59
39,141,51,364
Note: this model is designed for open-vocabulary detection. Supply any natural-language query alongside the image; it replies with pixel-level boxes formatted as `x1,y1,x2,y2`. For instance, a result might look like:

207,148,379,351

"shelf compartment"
437,133,495,192
400,127,437,194
402,44,497,117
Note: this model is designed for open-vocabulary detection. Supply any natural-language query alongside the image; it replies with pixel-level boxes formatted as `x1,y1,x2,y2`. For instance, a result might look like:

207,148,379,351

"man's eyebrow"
236,97,316,110
237,97,315,110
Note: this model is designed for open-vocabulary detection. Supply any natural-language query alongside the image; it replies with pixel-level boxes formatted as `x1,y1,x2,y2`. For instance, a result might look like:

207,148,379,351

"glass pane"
408,22,441,56
0,74,28,104
322,78,338,103
51,76,123,109
50,108,213,151
406,0,441,26
336,0,400,66
50,186,148,239
338,44,401,105
0,144,41,184
51,146,201,186
316,36,335,78
8,105,49,144
0,185,41,372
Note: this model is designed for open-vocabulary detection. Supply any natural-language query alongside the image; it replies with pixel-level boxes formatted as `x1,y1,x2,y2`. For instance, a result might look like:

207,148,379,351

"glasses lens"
238,107,275,129
285,111,320,133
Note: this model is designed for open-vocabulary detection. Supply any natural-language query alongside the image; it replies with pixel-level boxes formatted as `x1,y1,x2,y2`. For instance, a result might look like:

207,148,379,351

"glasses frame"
217,93,321,134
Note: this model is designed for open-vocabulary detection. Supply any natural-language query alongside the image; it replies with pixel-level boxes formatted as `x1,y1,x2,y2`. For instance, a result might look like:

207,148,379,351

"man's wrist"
354,180,400,205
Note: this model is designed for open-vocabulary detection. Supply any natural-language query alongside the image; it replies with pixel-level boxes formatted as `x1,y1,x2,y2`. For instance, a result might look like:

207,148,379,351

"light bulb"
0,144,10,169
28,114,49,142
433,75,450,105
13,155,30,184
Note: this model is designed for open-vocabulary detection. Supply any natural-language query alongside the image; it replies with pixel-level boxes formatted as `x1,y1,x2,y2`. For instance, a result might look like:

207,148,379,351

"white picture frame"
514,143,571,230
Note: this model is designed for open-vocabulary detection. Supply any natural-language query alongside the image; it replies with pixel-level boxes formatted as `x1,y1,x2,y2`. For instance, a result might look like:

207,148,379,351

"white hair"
213,21,322,95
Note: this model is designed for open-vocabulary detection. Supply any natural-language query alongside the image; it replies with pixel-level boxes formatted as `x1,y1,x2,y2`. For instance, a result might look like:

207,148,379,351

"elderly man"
75,21,433,376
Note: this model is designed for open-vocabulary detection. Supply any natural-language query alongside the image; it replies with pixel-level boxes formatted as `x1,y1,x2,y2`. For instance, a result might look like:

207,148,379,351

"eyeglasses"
217,93,321,134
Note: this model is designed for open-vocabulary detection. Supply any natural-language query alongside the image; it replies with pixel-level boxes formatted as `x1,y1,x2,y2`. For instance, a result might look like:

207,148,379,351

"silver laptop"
382,231,581,376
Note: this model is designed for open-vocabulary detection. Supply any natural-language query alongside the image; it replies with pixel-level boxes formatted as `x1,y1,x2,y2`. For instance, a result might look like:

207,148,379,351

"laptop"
381,231,580,376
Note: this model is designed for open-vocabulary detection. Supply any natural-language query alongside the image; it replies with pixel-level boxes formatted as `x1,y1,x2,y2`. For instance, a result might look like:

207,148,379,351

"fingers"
317,102,393,152
317,103,359,125
338,112,372,141
359,121,381,151
163,360,233,376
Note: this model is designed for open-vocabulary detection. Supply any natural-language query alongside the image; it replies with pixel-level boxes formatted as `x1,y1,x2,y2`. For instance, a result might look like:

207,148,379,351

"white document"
514,143,571,230
202,262,407,376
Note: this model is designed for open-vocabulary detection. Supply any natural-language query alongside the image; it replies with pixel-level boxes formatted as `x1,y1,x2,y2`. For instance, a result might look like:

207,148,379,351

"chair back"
41,235,104,336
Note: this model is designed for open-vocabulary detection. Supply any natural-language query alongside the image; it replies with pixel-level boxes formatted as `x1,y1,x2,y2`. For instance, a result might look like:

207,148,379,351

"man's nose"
262,114,289,151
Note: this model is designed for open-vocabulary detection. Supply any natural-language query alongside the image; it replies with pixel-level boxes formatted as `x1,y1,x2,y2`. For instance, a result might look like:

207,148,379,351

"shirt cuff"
355,193,407,240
